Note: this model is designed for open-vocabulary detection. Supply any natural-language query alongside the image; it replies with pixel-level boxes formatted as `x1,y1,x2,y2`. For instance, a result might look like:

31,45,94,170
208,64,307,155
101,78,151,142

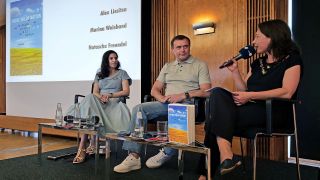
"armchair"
75,82,128,104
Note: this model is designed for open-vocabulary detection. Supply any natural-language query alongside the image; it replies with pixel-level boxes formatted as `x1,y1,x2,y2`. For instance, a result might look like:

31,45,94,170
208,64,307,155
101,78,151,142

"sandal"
86,145,96,155
73,148,86,164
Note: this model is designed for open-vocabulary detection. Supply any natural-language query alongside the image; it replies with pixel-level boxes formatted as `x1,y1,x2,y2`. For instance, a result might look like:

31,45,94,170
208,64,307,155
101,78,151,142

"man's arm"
151,80,170,103
188,60,211,98
151,81,211,103
188,83,211,98
164,83,211,104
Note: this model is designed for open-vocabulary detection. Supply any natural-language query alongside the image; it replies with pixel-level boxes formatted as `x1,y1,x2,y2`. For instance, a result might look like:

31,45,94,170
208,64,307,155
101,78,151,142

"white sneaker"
113,154,141,173
146,148,171,168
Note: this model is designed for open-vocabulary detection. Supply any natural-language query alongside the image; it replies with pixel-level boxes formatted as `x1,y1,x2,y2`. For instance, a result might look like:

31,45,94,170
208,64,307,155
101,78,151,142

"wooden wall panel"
0,25,5,114
151,0,288,161
151,0,248,91
0,115,77,137
150,0,170,88
0,0,4,26
167,0,248,90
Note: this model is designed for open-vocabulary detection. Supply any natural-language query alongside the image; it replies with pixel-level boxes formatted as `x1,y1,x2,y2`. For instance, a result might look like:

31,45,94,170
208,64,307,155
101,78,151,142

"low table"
105,133,211,180
37,123,100,161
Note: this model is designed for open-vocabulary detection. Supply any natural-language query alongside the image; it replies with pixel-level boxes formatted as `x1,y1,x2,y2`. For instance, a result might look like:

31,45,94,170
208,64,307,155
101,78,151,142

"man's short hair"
170,35,191,48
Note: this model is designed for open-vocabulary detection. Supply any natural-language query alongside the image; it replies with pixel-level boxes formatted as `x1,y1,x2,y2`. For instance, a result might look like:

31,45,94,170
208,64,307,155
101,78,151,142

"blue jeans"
122,101,177,156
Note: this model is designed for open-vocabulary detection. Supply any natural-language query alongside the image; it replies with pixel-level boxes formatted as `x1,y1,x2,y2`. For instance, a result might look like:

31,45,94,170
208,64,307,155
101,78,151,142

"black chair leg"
178,150,184,179
114,140,118,159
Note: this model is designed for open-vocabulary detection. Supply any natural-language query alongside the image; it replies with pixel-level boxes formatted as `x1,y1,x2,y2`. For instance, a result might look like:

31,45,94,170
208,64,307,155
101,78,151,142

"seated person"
114,35,211,173
66,50,132,164
198,19,303,179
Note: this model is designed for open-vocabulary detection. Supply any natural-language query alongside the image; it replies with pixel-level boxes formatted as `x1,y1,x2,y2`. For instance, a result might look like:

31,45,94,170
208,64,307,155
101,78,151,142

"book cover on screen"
168,104,195,144
10,0,43,76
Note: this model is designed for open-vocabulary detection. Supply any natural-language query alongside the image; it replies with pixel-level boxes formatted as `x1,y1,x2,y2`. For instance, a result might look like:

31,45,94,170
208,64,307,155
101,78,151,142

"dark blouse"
247,52,303,96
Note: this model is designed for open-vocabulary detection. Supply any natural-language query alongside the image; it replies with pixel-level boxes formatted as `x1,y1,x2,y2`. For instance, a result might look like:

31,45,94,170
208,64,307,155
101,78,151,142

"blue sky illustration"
11,0,43,48
168,105,188,131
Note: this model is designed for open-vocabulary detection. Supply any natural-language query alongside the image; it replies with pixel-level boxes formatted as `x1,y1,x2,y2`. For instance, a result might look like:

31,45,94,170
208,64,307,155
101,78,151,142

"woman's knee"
210,87,229,96
209,87,234,104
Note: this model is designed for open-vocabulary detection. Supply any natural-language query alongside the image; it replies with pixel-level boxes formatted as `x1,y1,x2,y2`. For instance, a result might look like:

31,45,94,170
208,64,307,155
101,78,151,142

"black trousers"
199,87,266,176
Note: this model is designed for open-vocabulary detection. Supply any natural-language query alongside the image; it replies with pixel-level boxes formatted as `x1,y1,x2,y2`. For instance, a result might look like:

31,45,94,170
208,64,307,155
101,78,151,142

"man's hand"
158,96,170,103
165,93,185,103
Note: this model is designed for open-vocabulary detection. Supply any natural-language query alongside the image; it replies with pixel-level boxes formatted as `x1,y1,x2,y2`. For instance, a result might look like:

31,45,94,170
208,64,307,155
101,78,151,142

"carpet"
0,141,318,180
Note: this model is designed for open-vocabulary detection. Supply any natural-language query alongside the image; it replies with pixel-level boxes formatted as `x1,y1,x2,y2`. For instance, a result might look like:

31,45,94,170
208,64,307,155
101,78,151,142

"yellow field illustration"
10,48,42,76
169,127,188,144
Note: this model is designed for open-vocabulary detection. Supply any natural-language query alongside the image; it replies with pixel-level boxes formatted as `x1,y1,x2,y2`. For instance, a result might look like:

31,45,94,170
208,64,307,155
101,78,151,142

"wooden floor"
0,129,77,160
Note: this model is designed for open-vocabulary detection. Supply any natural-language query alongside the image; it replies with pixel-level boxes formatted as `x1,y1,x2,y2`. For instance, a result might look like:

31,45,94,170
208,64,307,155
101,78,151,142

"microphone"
219,45,256,69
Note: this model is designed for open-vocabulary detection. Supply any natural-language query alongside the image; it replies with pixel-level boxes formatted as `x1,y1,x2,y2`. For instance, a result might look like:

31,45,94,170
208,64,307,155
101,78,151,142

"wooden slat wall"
245,0,288,161
151,0,170,88
0,25,5,114
150,0,288,161
247,0,288,66
0,115,77,137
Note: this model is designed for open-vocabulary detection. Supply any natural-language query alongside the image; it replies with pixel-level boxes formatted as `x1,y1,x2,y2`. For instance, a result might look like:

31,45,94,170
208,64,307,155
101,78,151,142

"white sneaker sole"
146,157,170,168
146,163,161,169
114,165,141,173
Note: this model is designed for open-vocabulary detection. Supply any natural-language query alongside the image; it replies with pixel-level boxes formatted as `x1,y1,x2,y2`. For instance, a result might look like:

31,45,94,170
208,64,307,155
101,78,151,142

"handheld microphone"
219,45,256,69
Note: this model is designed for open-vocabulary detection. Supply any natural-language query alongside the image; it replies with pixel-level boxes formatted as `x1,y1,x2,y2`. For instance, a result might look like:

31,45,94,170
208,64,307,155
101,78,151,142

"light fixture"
192,21,215,35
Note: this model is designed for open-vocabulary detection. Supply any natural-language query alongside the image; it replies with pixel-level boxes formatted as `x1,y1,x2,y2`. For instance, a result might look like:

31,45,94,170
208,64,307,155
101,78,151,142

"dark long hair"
97,50,121,79
258,19,300,60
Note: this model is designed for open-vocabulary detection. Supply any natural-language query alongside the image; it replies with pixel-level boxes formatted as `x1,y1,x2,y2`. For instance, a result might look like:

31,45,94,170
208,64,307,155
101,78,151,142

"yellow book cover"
168,104,195,144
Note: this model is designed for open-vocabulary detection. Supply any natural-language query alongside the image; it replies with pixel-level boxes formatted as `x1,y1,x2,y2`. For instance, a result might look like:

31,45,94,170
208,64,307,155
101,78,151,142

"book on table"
168,103,195,145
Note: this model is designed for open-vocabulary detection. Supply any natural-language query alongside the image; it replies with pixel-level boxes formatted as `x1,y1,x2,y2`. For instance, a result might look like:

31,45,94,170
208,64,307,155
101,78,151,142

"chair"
233,98,301,180
75,82,128,104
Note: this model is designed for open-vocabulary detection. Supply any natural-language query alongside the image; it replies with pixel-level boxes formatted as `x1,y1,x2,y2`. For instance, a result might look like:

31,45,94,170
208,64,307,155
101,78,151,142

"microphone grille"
239,45,256,59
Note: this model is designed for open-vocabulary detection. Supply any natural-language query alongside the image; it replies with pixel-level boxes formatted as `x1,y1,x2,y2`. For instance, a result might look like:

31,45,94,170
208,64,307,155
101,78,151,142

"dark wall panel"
292,0,320,160
141,0,152,101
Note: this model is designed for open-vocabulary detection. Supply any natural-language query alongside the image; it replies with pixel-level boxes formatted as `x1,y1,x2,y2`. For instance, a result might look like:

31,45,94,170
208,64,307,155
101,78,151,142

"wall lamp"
192,21,215,35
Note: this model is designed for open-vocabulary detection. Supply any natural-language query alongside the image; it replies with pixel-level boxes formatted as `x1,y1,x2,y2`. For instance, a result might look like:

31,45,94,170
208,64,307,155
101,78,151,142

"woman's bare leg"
217,136,233,162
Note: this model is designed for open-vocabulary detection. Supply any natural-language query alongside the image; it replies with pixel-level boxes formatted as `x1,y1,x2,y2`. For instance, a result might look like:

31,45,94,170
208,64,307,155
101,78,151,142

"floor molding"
288,157,320,168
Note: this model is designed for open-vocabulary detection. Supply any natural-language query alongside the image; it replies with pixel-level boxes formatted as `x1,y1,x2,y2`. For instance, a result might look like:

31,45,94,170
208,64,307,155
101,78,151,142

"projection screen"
6,0,141,118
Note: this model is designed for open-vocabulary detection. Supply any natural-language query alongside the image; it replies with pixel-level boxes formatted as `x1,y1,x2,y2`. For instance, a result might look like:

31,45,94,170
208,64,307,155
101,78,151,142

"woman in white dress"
69,50,132,164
